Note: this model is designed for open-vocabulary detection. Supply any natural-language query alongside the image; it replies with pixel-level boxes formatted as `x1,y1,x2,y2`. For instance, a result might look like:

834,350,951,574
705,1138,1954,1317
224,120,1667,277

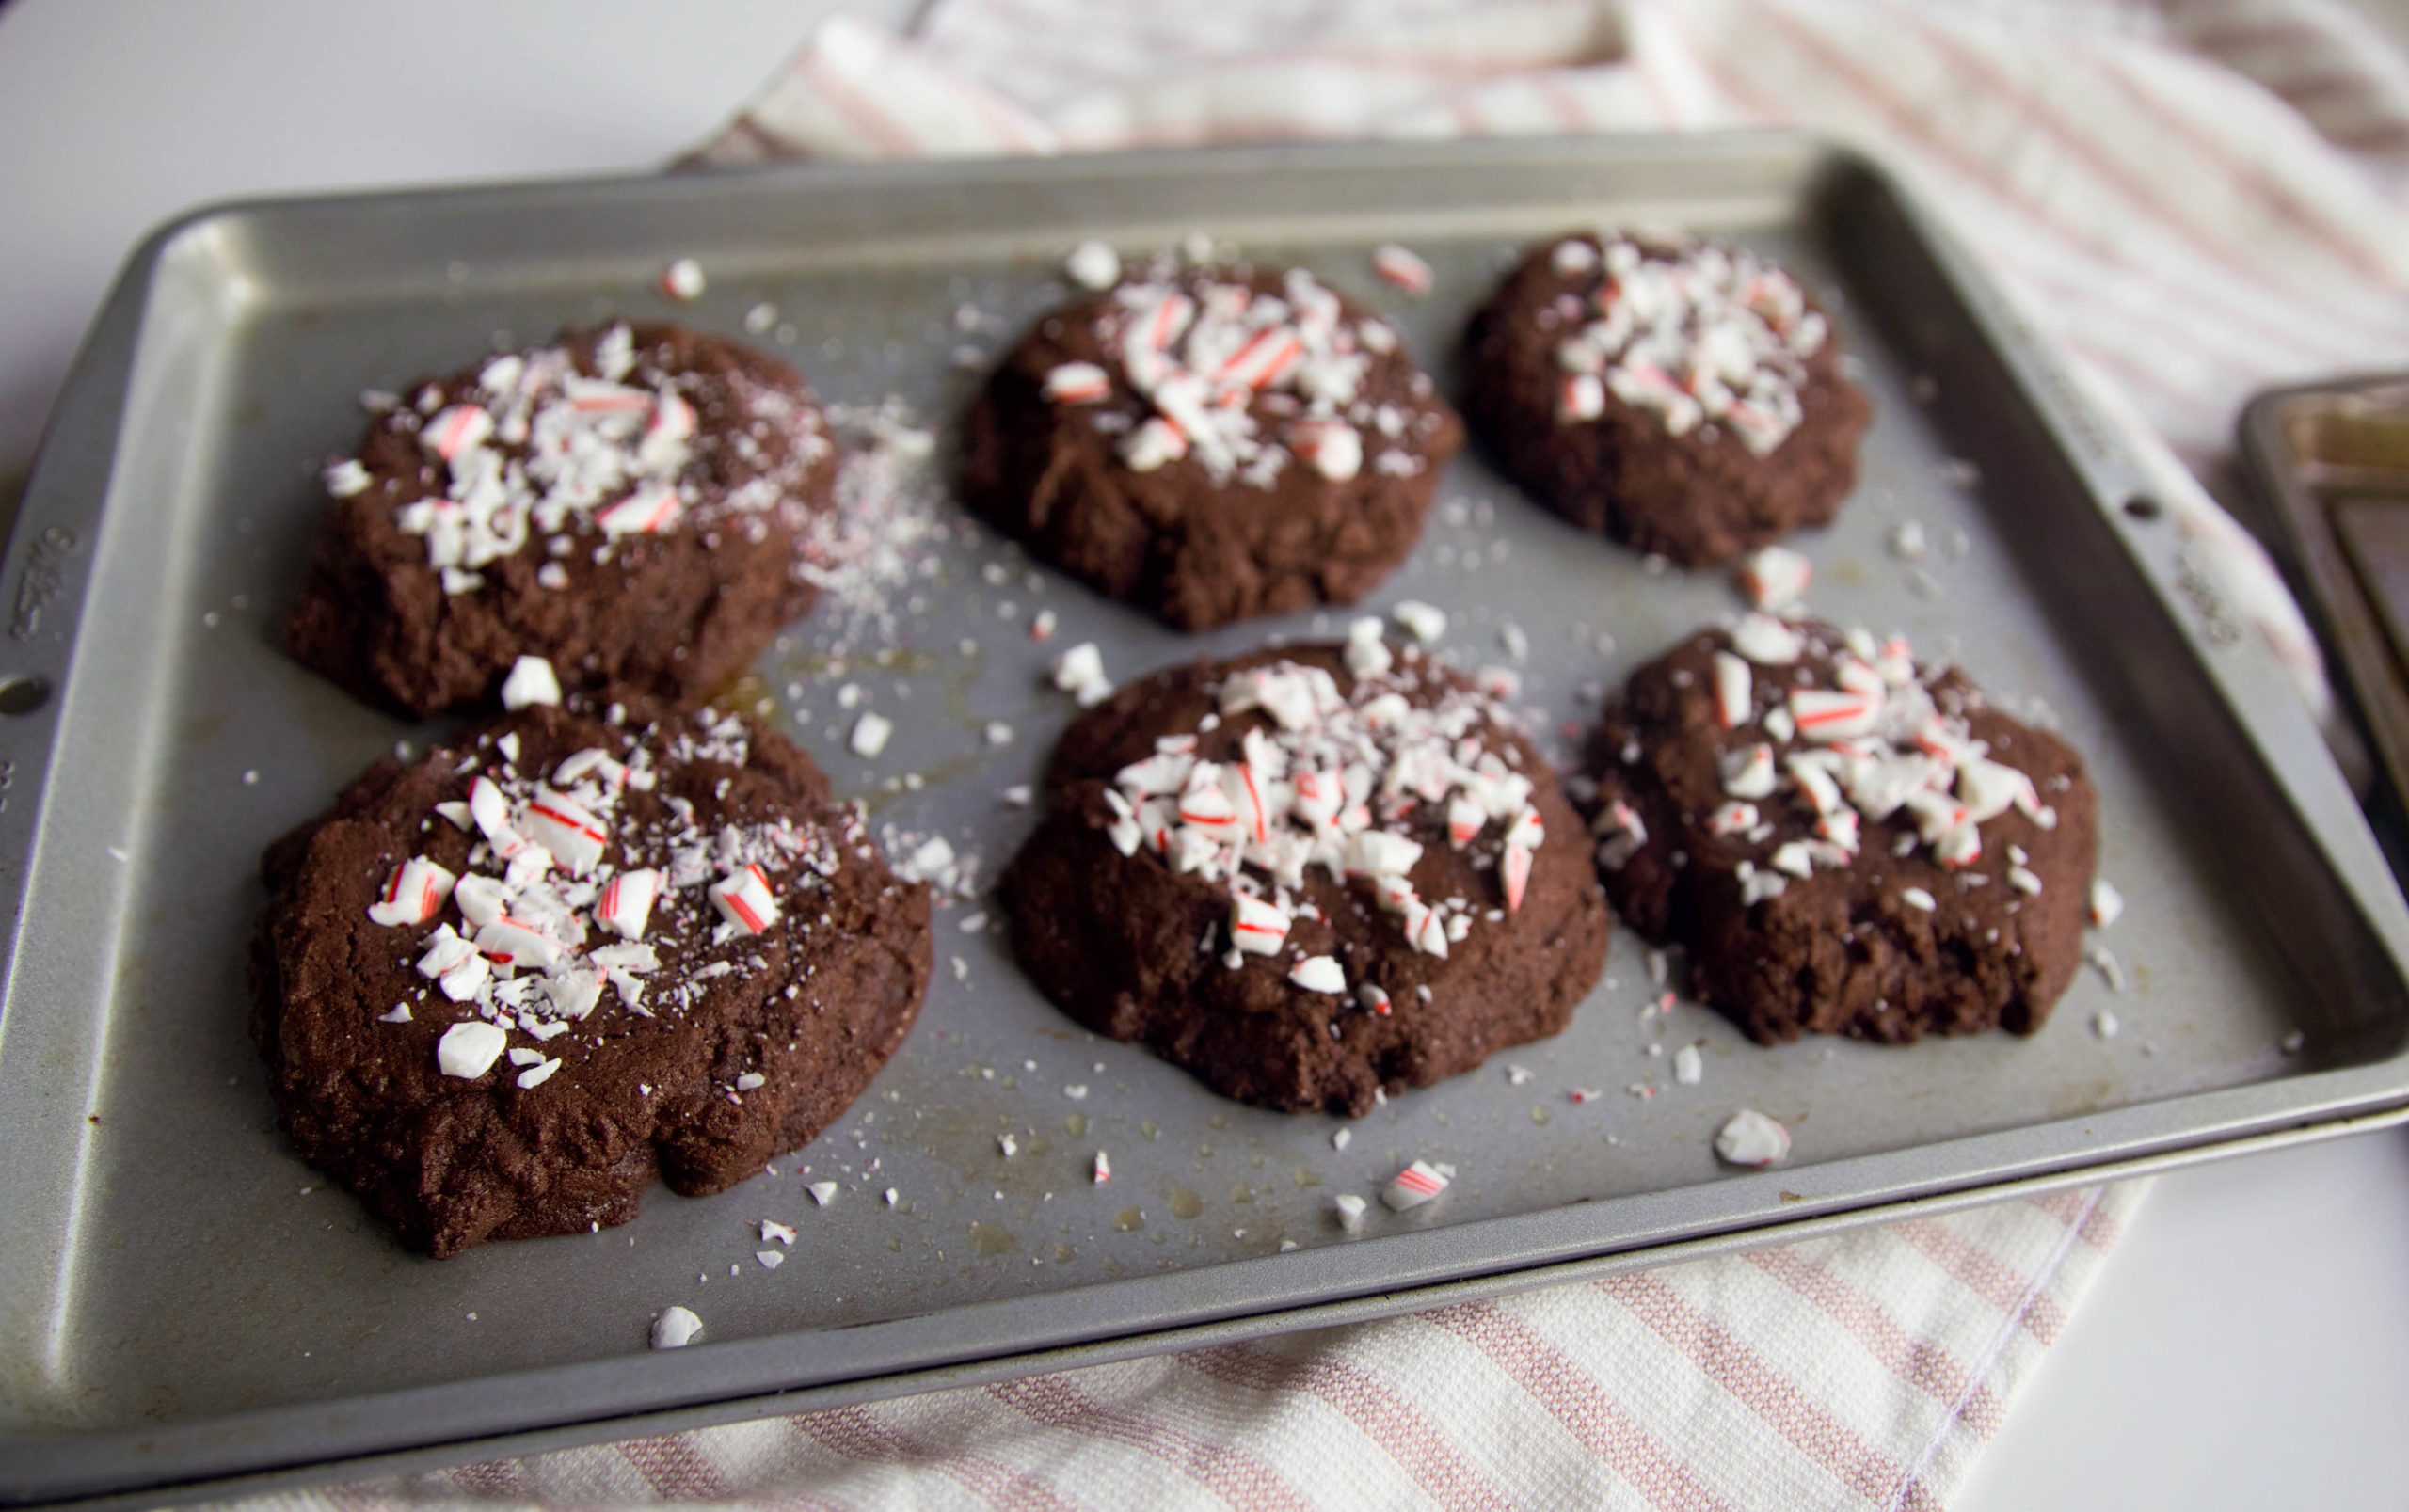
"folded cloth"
312,1189,2142,1511
262,5,2409,1506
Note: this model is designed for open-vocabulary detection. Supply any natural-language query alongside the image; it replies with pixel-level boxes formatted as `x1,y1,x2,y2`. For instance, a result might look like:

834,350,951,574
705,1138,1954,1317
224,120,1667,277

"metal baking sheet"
8,135,2409,1506
2239,374,2409,823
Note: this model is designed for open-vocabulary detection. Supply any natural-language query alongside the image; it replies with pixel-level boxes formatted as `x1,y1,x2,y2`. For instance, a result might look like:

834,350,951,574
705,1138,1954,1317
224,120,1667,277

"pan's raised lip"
6,130,2407,1507
11,1102,2407,1512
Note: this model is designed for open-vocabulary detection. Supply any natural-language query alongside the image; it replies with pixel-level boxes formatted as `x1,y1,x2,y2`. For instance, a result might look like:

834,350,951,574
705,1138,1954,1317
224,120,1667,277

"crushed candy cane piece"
710,864,781,934
324,458,372,497
1738,546,1811,609
1381,1159,1449,1211
1230,893,1290,956
597,483,682,537
1333,1193,1369,1233
1392,600,1447,645
1289,955,1346,994
1092,1150,1111,1183
368,855,455,929
761,1219,796,1246
436,1020,507,1079
1559,373,1607,422
523,788,608,875
1292,418,1363,482
1713,652,1751,728
659,259,706,300
1371,243,1433,294
1044,362,1110,404
849,711,893,758
1714,1108,1792,1167
2090,878,2124,928
1730,613,1803,666
1674,1044,1703,1085
807,1181,838,1206
597,868,662,940
650,1305,703,1349
1053,643,1114,707
1063,240,1122,291
1720,743,1777,800
499,656,562,710
1788,687,1881,741
1900,886,1938,912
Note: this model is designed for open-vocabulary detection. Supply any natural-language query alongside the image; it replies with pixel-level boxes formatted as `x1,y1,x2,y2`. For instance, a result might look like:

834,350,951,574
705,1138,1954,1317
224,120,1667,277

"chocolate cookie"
251,679,932,1257
1002,625,1610,1115
286,323,838,717
1587,615,2096,1044
961,262,1463,631
1462,233,1870,567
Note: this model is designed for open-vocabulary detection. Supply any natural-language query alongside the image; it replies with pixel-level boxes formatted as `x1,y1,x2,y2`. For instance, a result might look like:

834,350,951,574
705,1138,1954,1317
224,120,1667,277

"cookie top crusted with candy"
285,323,838,716
1002,627,1609,1116
1462,232,1869,568
250,679,931,1257
961,261,1464,631
1547,233,1831,456
1587,616,2097,1045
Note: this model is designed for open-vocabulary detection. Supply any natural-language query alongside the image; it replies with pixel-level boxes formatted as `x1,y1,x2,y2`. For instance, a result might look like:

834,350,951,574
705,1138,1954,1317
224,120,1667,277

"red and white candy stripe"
1043,361,1110,404
1370,242,1433,294
597,483,683,538
710,864,781,935
523,788,609,876
419,404,491,462
367,855,455,929
597,867,661,940
1380,1158,1449,1211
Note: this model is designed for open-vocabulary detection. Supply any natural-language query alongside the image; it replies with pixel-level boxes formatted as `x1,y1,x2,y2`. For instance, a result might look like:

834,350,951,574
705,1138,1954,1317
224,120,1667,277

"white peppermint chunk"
1288,955,1346,994
1392,600,1447,645
499,656,562,709
1344,617,1393,678
849,711,894,758
1730,613,1803,665
1052,643,1114,707
2090,878,2125,928
1296,420,1363,481
437,1020,508,1079
1714,1108,1791,1167
1738,546,1811,610
1063,239,1122,291
324,458,372,497
1720,743,1777,800
1346,830,1424,878
1956,757,2036,824
1713,652,1751,728
649,1305,703,1349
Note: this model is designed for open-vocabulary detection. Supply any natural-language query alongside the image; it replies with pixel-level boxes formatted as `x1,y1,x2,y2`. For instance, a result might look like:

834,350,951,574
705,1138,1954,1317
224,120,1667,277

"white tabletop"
4,3,2406,1504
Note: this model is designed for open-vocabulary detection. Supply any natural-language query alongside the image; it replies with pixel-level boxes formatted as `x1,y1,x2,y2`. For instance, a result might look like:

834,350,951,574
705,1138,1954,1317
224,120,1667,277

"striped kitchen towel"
306,1187,2138,1510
